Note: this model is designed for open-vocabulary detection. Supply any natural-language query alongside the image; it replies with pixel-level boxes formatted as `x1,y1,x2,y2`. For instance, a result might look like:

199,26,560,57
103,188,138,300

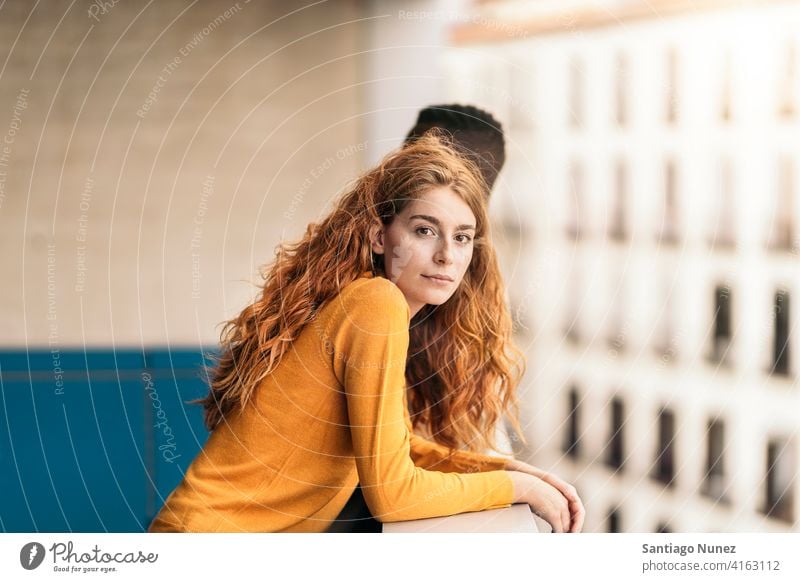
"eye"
415,226,435,237
455,233,473,244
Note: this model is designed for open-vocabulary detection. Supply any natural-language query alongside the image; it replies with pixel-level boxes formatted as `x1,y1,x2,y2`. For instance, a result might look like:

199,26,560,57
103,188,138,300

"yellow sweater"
148,272,514,532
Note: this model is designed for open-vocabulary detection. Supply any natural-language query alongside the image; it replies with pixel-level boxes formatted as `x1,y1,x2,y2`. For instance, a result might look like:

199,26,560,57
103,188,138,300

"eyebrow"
409,214,476,231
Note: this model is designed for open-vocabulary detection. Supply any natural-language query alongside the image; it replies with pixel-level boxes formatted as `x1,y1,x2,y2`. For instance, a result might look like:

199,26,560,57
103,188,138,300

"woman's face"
371,186,476,319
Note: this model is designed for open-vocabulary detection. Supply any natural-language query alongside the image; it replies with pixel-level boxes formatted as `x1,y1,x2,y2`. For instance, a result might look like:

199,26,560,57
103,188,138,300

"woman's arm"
334,279,515,523
333,277,583,532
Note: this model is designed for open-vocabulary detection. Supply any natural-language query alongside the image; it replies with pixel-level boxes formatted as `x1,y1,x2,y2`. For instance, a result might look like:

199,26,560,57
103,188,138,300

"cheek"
457,246,474,269
386,233,417,277
391,233,414,258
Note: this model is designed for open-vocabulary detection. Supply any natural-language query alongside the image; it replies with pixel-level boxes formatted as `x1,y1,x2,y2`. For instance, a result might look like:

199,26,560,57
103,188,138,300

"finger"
569,499,586,533
553,496,569,534
546,508,563,533
530,506,557,533
569,503,583,532
543,479,579,533
549,478,575,505
560,483,579,503
549,477,579,504
566,485,580,502
577,504,585,532
550,516,563,533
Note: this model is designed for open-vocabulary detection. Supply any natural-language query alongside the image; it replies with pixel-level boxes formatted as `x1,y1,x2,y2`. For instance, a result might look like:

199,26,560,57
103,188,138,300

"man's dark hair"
404,104,506,192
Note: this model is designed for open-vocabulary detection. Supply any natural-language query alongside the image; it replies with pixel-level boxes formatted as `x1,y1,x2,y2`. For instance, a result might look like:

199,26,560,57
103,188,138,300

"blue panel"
0,347,215,532
0,349,145,386
0,382,43,532
2,348,144,374
84,350,145,373
0,350,34,372
144,346,216,371
0,374,147,532
142,350,212,518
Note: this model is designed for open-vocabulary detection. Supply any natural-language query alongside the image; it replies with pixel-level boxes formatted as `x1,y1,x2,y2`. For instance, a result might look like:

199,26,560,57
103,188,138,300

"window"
563,386,581,459
701,417,728,503
609,159,628,241
771,289,791,376
777,40,797,118
708,157,736,249
605,396,625,472
607,266,626,352
709,284,733,367
720,51,733,122
508,63,534,131
654,273,677,362
608,506,622,533
767,157,796,252
564,266,583,344
569,56,584,128
666,49,679,124
566,160,585,240
615,53,628,126
762,437,795,523
657,159,680,245
651,407,676,487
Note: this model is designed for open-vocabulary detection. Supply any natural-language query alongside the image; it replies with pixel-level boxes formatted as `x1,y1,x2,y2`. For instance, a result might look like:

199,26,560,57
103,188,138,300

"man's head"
404,104,506,193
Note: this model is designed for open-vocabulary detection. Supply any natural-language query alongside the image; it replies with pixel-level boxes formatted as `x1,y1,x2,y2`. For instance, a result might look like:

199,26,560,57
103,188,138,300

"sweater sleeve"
333,278,514,523
403,397,511,473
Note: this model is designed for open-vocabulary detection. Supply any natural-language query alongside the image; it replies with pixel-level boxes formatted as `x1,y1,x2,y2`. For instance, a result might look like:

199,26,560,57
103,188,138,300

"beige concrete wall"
0,0,366,346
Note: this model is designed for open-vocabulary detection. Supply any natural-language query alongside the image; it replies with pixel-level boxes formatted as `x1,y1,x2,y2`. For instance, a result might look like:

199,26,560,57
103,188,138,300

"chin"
420,290,455,307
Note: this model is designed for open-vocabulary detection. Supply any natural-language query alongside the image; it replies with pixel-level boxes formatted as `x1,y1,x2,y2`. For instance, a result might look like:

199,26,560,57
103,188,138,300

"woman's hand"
507,471,573,533
506,460,585,533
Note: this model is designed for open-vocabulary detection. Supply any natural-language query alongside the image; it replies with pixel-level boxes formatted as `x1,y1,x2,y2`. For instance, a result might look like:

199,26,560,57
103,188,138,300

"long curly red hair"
195,131,526,455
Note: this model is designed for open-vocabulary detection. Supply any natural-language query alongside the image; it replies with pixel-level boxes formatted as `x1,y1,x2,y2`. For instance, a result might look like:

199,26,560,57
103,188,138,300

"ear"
369,222,386,255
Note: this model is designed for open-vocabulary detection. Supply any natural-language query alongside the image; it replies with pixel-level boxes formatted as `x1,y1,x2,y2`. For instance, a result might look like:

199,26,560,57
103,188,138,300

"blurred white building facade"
441,0,799,532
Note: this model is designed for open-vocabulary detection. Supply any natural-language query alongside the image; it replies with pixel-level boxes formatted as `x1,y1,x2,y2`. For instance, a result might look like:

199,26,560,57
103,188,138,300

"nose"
434,239,454,265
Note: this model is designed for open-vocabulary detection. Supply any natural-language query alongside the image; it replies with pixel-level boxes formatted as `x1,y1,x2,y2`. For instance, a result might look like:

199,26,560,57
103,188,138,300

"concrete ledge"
382,503,548,533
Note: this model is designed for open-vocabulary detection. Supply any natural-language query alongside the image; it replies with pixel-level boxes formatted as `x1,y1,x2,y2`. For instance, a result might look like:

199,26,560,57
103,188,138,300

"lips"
423,274,454,282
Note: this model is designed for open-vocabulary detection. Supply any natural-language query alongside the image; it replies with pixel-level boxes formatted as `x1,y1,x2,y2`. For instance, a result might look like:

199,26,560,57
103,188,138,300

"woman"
148,133,585,533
